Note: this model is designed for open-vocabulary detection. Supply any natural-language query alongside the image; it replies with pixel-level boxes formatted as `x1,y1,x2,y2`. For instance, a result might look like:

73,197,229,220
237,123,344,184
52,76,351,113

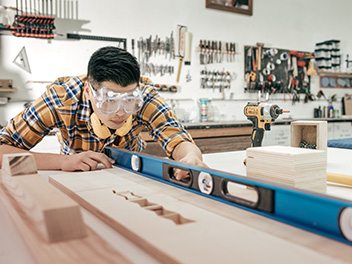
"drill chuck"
260,104,285,120
269,105,283,119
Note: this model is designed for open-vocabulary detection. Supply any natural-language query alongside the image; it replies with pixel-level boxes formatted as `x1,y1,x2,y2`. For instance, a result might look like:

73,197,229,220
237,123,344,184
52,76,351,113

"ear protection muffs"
90,112,132,139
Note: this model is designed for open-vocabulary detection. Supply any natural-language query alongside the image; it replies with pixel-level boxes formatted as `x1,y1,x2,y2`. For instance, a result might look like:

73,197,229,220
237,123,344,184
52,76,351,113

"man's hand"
172,142,208,181
60,151,115,171
173,154,208,180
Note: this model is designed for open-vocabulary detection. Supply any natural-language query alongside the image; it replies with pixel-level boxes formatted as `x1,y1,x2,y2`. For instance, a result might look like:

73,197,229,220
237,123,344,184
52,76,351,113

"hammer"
256,42,264,71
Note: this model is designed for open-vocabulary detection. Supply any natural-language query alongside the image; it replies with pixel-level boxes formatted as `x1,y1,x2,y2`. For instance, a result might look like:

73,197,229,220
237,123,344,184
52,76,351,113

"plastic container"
199,99,208,122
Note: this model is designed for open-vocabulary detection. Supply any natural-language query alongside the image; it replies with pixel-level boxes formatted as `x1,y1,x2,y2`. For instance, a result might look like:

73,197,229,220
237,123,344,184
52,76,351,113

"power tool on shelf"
244,102,289,148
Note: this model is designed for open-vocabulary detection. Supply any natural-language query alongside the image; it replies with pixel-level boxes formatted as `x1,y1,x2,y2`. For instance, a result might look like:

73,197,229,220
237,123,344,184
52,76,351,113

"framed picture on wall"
206,0,253,16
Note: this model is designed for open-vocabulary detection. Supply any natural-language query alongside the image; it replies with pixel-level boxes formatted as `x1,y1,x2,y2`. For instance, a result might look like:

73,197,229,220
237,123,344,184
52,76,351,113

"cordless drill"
244,102,289,148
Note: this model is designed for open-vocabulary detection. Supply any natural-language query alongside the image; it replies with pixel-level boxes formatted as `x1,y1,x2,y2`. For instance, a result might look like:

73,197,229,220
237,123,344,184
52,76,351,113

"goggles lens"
89,83,143,114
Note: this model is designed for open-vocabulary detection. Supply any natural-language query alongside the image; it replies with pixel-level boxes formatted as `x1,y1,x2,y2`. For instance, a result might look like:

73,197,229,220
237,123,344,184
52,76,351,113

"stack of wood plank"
246,146,327,193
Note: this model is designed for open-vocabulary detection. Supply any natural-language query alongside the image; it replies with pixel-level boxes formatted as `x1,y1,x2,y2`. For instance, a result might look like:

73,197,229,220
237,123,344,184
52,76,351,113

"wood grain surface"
0,171,131,264
2,153,87,243
49,168,349,264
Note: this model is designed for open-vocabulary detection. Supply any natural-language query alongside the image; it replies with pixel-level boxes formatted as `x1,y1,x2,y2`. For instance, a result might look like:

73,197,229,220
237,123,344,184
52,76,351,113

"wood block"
2,153,37,176
2,153,87,243
246,146,327,192
291,121,327,151
0,174,131,264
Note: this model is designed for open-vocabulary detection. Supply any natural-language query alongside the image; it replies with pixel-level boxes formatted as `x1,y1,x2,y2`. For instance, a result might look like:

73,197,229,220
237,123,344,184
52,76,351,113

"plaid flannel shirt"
0,75,194,157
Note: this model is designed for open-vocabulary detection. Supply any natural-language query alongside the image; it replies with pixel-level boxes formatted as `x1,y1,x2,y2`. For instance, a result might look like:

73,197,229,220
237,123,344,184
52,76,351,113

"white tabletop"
203,147,352,200
203,147,352,176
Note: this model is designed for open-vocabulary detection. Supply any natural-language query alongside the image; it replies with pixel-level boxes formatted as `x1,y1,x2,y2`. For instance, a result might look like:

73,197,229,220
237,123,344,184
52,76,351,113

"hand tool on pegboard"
9,0,55,39
219,41,223,63
230,42,236,62
205,40,210,64
199,40,204,64
214,41,218,63
245,47,256,85
131,39,135,57
256,42,264,71
307,61,317,76
175,25,187,82
104,147,352,247
225,42,229,62
184,32,192,66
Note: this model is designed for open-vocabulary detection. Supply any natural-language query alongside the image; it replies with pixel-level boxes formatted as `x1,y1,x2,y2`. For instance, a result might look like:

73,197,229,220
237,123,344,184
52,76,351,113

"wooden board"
343,95,352,115
0,175,130,264
49,168,346,264
2,153,86,243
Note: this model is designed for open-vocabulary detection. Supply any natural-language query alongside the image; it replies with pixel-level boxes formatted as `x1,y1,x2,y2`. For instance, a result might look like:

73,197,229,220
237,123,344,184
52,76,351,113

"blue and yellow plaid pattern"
0,75,193,157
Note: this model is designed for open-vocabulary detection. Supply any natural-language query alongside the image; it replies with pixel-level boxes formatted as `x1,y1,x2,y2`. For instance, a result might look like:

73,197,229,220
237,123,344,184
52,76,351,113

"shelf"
319,72,352,88
318,71,352,78
0,87,18,93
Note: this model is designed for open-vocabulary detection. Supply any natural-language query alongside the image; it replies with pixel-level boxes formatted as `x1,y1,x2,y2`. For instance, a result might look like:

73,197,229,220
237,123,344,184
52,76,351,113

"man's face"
86,81,139,130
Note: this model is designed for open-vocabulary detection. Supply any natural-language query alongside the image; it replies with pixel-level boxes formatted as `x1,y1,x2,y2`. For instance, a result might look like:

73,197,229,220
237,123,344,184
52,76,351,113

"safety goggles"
89,83,144,115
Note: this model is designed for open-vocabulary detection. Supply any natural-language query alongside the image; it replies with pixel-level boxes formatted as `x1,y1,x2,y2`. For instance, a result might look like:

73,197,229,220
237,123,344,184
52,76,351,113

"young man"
0,46,206,179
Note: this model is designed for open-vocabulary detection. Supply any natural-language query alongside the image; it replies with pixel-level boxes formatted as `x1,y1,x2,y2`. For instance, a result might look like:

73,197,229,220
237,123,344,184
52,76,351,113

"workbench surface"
1,148,351,263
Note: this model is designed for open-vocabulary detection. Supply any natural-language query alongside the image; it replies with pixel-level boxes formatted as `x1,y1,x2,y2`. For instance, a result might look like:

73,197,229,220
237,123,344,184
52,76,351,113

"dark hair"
87,46,140,88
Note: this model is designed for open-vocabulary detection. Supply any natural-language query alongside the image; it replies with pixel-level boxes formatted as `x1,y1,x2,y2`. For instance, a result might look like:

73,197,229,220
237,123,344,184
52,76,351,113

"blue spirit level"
105,147,352,246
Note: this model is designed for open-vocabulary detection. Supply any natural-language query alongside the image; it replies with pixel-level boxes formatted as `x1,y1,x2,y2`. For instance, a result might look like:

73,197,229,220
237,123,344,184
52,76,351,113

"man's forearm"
172,141,203,161
0,145,63,170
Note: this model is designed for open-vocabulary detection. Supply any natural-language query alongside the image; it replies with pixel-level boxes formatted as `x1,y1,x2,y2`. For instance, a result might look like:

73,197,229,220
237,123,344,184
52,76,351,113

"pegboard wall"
244,45,314,97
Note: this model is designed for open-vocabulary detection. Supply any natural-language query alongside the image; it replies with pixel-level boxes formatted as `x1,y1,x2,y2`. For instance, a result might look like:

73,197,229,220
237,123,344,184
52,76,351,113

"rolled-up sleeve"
0,91,58,150
140,82,194,157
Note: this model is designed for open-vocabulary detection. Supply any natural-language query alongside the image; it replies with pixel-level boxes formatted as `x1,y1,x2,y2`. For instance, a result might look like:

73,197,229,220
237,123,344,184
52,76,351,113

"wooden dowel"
327,173,352,186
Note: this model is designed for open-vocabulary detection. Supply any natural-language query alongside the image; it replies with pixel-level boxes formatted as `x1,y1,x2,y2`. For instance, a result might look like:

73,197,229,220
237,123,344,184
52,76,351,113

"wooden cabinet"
141,125,252,157
328,123,335,140
329,122,352,139
140,119,352,157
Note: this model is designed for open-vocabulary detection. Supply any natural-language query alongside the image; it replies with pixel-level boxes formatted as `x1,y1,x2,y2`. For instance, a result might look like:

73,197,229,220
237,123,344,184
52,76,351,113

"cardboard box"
343,95,352,115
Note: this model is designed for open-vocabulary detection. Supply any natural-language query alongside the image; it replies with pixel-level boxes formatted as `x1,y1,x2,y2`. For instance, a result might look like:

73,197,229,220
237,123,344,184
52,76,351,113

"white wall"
1,0,352,125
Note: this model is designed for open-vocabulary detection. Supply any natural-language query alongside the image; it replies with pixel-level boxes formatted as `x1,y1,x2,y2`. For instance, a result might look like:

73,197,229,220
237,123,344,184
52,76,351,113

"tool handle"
257,46,262,71
251,128,264,147
176,57,183,82
327,173,352,186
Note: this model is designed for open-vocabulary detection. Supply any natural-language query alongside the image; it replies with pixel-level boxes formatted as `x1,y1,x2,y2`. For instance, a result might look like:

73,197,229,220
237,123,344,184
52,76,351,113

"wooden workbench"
0,148,351,263
141,121,253,156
